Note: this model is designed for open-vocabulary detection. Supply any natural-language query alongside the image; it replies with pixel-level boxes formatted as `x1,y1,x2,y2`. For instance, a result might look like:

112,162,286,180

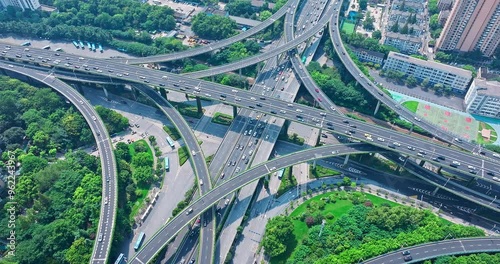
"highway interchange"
2,44,500,181
0,62,118,264
1,0,499,263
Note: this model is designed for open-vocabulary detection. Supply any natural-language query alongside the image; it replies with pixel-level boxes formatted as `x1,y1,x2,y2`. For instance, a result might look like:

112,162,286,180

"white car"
393,142,401,147
493,153,500,158
377,137,385,142
467,165,476,170
452,161,461,166
92,116,97,121
493,177,500,182
414,117,421,122
191,150,196,156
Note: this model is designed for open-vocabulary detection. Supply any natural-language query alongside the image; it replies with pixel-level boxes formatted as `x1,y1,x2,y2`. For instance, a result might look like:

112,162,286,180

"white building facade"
0,0,40,10
383,52,473,92
464,78,500,118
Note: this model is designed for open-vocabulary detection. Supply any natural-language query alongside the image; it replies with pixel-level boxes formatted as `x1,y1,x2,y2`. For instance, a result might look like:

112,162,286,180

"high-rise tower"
436,0,500,57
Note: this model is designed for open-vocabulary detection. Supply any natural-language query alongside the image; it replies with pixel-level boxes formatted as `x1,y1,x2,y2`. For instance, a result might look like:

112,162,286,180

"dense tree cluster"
281,203,483,264
262,216,295,257
225,0,256,18
94,106,129,135
0,0,182,57
191,13,237,40
0,77,93,155
342,32,399,55
430,253,500,264
208,40,261,65
0,151,101,264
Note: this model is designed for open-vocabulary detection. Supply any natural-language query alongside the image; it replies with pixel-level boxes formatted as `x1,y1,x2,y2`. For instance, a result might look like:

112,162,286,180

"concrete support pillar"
432,186,440,196
275,56,278,65
103,87,109,99
211,76,215,82
408,124,414,134
232,105,238,118
312,159,317,169
196,96,202,114
316,127,323,147
159,87,167,100
239,68,242,77
374,100,381,115
73,83,84,94
437,166,442,174
395,165,400,172
282,120,290,135
343,154,350,165
132,86,138,101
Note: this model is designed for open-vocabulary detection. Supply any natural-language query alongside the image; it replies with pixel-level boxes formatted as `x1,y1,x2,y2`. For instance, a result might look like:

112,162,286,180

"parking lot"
0,34,134,59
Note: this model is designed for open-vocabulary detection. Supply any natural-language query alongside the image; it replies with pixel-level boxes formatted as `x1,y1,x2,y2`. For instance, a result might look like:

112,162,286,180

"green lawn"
211,112,233,125
402,101,419,113
277,167,297,196
309,164,342,178
272,191,398,264
477,122,498,144
205,154,214,165
342,22,356,34
178,146,189,166
128,140,154,219
279,133,305,145
163,125,181,141
345,113,367,122
169,101,203,118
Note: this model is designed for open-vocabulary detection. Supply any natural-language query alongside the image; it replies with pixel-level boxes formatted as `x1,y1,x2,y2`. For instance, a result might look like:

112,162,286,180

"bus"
134,232,145,251
79,41,85,49
91,43,96,51
98,44,103,53
165,157,170,171
276,169,285,179
166,136,175,148
72,41,79,48
114,253,127,264
42,45,50,50
301,56,306,63
21,42,31,46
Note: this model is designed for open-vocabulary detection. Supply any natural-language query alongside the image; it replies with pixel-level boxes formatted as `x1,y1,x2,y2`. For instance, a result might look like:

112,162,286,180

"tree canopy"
191,13,237,40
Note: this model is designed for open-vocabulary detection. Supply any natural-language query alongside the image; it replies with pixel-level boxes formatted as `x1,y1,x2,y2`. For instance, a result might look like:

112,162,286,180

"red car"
317,97,322,102
315,88,320,93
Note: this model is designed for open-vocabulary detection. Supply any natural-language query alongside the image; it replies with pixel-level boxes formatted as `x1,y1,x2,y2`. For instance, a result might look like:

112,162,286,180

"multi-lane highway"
364,237,500,264
129,143,381,263
182,0,340,78
118,0,299,65
2,46,499,182
0,62,118,264
327,4,485,154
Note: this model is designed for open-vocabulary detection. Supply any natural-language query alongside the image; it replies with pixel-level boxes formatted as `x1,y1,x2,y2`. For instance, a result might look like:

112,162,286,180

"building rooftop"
385,32,421,43
390,10,424,19
228,16,261,27
349,45,385,59
474,78,500,97
387,51,474,77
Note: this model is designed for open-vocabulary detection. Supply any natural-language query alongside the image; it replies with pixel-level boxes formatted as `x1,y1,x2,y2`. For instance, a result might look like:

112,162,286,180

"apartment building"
436,0,500,57
437,0,454,11
384,32,422,54
383,51,473,92
0,0,40,10
391,0,426,13
464,78,500,118
349,46,385,65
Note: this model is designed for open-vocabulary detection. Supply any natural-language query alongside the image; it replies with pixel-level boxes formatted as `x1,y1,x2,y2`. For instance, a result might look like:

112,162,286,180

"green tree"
191,13,237,40
405,75,418,87
262,216,295,257
359,0,368,10
372,30,382,39
133,166,153,185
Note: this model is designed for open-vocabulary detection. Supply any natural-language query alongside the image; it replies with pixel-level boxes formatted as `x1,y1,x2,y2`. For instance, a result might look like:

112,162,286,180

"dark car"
404,255,412,261
402,250,410,256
